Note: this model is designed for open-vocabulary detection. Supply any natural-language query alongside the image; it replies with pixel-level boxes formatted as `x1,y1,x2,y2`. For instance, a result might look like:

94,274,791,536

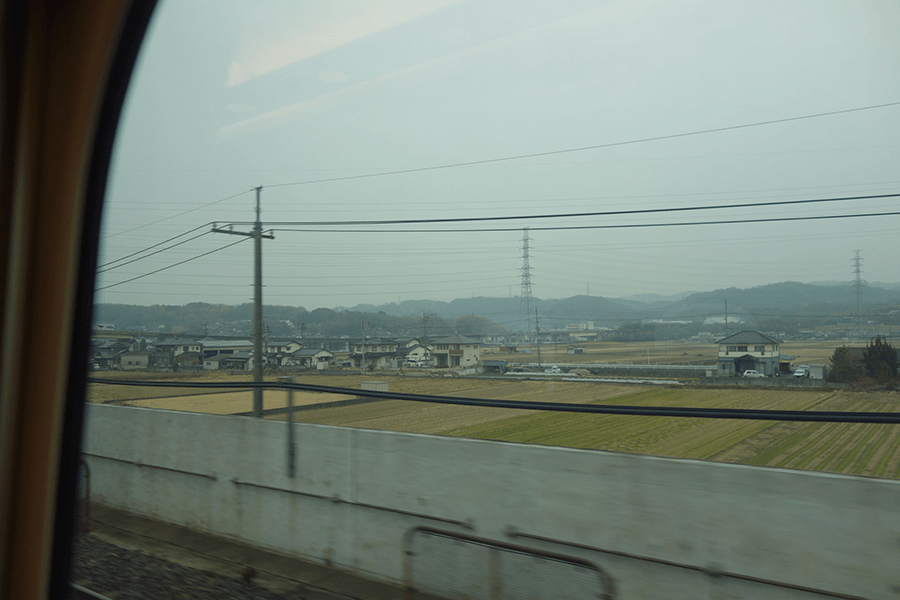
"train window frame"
0,2,158,598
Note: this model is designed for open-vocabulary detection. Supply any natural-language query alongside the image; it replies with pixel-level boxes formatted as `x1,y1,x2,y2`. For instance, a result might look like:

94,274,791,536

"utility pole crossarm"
212,225,274,239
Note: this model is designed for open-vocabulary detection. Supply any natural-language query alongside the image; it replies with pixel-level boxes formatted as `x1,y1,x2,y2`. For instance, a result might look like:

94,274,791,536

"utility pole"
724,299,729,336
359,321,371,373
422,312,430,343
212,186,273,417
535,307,542,368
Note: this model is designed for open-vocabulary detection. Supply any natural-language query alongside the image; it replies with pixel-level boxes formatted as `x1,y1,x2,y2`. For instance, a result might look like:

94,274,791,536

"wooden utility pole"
212,186,273,417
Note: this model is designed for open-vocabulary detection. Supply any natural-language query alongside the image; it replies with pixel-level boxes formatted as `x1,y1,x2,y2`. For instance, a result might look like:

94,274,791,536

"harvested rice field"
88,372,900,478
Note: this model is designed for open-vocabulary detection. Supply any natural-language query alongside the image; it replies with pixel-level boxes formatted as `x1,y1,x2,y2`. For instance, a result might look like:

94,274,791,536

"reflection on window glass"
77,1,900,597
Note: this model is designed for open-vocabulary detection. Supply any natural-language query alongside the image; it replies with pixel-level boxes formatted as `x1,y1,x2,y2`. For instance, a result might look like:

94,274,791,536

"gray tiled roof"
433,334,479,344
200,339,252,348
292,348,333,357
716,331,781,345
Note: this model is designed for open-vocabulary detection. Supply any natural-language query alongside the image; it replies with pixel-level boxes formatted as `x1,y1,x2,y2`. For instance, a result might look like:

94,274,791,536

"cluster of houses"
90,334,482,372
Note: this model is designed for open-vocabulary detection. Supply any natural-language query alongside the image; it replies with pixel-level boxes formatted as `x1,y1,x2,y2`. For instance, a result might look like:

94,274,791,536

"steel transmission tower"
519,229,534,341
853,250,865,338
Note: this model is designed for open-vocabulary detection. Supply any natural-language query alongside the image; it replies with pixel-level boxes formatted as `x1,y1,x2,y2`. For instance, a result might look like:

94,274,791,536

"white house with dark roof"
432,334,480,368
403,343,432,365
716,331,781,376
154,337,202,356
219,350,254,371
199,339,253,359
287,348,334,369
266,338,303,355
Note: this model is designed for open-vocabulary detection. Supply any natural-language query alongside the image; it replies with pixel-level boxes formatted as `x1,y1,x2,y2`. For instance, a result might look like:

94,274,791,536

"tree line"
828,335,899,388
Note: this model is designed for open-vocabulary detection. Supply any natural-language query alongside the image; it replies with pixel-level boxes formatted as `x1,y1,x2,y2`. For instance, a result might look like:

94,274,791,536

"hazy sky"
95,0,900,310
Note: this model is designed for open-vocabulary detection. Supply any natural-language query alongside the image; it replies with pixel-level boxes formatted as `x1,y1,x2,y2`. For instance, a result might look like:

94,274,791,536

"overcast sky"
94,0,900,310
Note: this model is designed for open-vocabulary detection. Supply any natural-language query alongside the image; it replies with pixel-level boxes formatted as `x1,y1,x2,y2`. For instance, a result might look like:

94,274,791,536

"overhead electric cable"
102,188,253,239
97,223,214,269
97,230,214,273
268,210,900,234
266,100,900,188
95,237,252,291
222,192,900,228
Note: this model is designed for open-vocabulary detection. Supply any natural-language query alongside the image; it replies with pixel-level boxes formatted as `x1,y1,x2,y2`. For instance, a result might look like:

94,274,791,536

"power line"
101,189,253,239
268,210,900,234
265,100,900,189
223,192,900,228
97,223,214,269
97,230,214,273
95,237,252,291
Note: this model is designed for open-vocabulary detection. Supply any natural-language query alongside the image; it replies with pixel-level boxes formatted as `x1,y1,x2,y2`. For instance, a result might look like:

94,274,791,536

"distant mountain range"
95,281,900,336
342,281,900,327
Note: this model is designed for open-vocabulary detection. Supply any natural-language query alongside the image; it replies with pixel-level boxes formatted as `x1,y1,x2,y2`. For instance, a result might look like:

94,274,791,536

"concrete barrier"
82,404,900,599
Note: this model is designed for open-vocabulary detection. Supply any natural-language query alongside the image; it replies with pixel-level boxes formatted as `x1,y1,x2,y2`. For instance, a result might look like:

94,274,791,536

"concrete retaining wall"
83,404,900,599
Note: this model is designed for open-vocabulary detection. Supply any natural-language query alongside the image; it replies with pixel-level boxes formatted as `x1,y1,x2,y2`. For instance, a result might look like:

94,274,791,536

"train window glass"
79,1,900,597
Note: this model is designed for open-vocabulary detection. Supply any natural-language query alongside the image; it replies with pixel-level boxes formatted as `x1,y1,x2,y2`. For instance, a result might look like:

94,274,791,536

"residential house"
174,351,203,370
199,339,253,359
318,338,351,353
265,338,304,366
154,337,202,356
90,338,132,369
432,334,481,368
119,350,152,370
152,337,202,368
404,343,432,365
350,337,402,370
220,351,254,371
287,348,334,369
203,353,228,370
716,331,781,376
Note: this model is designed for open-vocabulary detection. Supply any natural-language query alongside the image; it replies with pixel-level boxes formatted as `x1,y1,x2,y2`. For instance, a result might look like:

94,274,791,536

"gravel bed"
72,535,314,599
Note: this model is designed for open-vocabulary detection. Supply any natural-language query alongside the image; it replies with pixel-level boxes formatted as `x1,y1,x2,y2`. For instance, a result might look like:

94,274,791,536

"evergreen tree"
827,346,864,383
863,335,898,381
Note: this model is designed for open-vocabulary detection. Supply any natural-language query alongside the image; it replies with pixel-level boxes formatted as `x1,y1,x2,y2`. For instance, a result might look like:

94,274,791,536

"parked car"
793,368,808,378
742,370,765,378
